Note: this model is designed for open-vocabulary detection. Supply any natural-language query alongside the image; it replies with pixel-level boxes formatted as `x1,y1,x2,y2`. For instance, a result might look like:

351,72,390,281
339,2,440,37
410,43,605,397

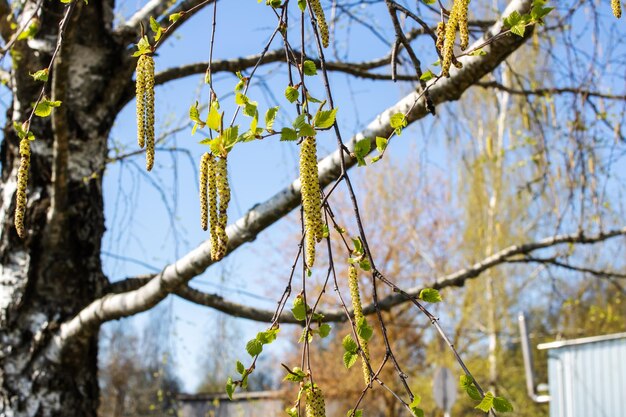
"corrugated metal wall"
542,335,626,417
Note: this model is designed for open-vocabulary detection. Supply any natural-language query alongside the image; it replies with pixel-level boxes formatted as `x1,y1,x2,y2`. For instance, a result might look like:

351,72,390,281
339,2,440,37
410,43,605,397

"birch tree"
0,0,624,416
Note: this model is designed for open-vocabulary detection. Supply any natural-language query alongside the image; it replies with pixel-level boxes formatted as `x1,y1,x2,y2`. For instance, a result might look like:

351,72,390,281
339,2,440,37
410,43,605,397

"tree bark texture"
0,1,129,415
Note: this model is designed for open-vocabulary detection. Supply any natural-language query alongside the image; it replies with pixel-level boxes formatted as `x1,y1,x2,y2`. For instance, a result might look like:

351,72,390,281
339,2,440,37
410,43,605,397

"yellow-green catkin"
15,139,30,238
213,156,230,261
199,152,211,231
305,385,326,417
136,57,146,149
310,0,329,48
613,0,622,18
458,0,470,50
349,265,370,385
136,54,155,171
441,0,470,77
436,21,446,54
300,136,324,269
441,9,459,77
205,154,219,260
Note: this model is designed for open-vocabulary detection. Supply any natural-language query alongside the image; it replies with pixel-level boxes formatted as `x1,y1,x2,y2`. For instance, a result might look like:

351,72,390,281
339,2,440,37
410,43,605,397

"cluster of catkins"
309,0,329,48
200,152,230,261
613,0,622,18
349,265,371,385
438,0,470,77
14,139,30,239
136,54,155,171
299,136,324,269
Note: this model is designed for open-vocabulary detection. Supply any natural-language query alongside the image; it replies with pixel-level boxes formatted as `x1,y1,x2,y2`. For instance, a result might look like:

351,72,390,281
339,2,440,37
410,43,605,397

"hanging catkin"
206,154,219,260
14,139,30,239
299,136,324,269
136,54,155,170
199,152,211,231
441,0,470,77
305,385,327,417
458,0,470,50
349,265,371,385
213,156,230,260
310,0,329,48
136,57,146,149
612,0,622,18
436,21,446,54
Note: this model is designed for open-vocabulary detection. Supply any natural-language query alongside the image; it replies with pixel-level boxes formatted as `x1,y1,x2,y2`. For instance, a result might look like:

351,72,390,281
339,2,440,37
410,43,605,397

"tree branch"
44,0,535,361
477,80,626,100
509,256,626,279
115,0,216,45
107,227,626,324
107,276,309,324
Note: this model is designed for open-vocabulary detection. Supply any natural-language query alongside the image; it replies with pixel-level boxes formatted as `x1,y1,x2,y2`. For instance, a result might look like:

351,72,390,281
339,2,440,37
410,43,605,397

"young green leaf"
246,338,263,356
298,124,316,137
292,113,307,129
285,86,299,103
409,395,424,417
503,11,527,37
375,136,388,153
236,361,245,375
169,12,182,23
264,106,279,132
460,375,482,401
351,237,363,255
420,70,435,82
343,351,358,369
149,16,160,33
257,328,280,344
298,328,313,343
353,138,371,166
342,334,358,353
313,108,337,129
356,317,373,342
283,367,306,382
291,296,308,321
280,127,298,141
222,126,239,151
493,396,514,412
318,323,331,338
30,68,49,82
347,409,363,417
207,101,221,131
189,101,204,124
359,258,371,272
475,391,495,413
303,60,317,76
390,113,407,135
34,99,62,118
225,377,235,400
418,288,442,303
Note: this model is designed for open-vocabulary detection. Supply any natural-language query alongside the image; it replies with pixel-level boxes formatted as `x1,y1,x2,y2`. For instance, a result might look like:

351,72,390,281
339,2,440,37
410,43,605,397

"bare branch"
108,227,626,325
477,80,626,101
107,277,310,324
44,0,535,361
117,0,175,38
365,227,626,315
115,0,215,45
509,256,626,279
